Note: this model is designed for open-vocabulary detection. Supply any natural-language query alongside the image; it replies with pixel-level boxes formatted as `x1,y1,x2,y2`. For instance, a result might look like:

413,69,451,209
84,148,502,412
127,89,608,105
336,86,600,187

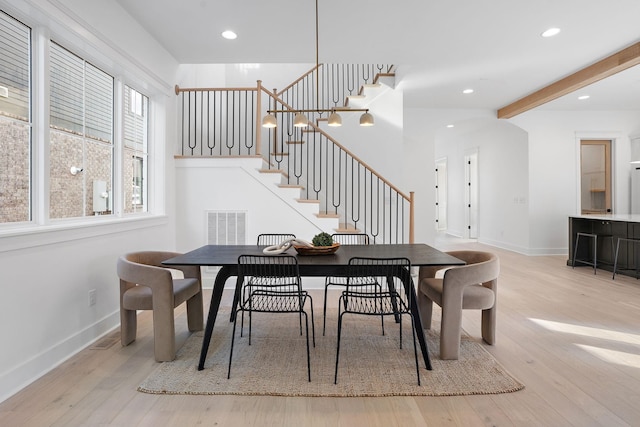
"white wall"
176,63,316,92
404,106,640,255
0,0,179,402
434,118,529,253
327,84,404,185
510,110,640,254
402,108,495,245
0,220,173,401
174,158,333,252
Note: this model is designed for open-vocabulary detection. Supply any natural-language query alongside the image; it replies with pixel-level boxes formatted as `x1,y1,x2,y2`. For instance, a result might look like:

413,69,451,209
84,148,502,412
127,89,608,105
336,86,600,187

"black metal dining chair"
231,233,296,328
334,257,420,385
323,233,373,335
256,233,296,246
234,233,298,329
228,254,315,382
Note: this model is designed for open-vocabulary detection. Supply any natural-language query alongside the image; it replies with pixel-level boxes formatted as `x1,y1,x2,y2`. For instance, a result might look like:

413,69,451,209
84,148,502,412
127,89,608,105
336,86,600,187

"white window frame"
0,5,167,251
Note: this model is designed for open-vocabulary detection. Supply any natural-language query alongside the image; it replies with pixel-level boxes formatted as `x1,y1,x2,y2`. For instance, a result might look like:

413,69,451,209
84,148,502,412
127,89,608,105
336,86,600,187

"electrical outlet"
88,289,96,306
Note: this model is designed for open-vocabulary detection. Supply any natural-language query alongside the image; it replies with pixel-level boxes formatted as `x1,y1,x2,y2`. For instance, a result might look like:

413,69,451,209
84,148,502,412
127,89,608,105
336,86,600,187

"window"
0,12,157,230
123,85,148,213
0,11,31,224
49,42,113,218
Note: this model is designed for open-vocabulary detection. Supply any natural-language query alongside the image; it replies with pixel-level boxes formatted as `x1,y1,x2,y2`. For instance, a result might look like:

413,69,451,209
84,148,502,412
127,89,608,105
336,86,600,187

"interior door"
580,140,611,214
464,149,478,239
435,158,447,231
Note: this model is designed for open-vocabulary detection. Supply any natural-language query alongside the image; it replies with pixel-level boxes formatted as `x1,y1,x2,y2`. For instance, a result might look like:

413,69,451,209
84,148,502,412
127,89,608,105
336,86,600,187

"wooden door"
580,140,611,214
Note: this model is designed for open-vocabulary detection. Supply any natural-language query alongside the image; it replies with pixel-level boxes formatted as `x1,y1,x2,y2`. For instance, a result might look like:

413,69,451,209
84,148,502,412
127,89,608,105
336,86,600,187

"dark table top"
163,243,464,269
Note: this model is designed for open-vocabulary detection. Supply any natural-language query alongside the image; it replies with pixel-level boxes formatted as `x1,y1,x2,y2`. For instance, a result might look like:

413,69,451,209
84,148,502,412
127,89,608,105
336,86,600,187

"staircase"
175,64,413,244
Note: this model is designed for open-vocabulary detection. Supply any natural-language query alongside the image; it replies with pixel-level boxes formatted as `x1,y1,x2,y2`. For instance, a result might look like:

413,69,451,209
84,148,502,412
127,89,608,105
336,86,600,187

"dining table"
163,243,464,371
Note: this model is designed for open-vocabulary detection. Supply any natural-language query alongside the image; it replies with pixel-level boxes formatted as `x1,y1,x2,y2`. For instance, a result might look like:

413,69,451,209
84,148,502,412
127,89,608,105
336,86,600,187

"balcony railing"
175,64,413,243
177,87,259,156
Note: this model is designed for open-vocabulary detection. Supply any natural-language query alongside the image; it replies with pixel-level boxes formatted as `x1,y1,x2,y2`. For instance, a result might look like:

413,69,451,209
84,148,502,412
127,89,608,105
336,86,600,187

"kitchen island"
569,214,640,277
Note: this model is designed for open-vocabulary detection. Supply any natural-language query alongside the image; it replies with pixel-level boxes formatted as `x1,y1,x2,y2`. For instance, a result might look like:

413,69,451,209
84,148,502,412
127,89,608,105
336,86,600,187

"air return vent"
206,210,247,245
204,211,248,280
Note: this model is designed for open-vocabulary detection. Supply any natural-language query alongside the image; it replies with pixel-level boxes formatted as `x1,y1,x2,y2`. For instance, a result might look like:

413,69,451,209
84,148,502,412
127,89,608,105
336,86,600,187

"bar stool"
612,237,640,280
572,232,613,274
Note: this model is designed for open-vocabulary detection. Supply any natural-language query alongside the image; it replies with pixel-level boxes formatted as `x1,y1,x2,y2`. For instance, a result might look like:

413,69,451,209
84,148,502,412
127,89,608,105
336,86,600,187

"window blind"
50,42,113,142
0,11,30,121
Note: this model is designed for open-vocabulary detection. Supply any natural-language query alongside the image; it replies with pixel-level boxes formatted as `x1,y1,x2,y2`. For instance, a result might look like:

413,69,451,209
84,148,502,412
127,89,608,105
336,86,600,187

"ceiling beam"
497,41,640,119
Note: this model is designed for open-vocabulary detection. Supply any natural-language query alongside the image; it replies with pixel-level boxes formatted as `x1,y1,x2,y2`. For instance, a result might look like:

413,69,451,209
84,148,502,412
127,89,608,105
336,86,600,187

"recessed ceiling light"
446,124,454,128
221,30,237,40
462,89,474,94
578,95,590,100
541,28,561,38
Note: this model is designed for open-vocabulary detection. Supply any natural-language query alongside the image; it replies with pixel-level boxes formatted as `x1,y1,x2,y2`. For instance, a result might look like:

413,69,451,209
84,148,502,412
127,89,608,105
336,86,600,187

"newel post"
409,191,415,243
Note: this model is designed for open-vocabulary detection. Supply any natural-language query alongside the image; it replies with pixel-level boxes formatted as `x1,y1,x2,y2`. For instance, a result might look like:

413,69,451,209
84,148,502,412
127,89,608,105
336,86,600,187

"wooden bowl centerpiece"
293,242,340,256
293,232,340,255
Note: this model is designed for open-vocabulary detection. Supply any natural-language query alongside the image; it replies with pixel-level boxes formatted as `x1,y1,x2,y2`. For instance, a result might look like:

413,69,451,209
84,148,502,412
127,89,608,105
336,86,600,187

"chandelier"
261,0,374,129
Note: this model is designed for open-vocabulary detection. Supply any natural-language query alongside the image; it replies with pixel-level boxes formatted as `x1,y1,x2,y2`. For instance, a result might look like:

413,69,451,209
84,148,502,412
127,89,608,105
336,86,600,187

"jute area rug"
138,306,524,397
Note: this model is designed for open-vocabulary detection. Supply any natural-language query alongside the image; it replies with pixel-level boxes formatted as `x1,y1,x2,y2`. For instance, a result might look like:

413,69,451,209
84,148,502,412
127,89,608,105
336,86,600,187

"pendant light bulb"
293,112,309,127
359,111,374,126
328,111,342,127
262,113,277,128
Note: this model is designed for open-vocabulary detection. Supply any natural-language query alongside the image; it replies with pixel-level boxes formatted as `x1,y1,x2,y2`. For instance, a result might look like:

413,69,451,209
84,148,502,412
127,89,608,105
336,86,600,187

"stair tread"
373,72,395,84
337,223,360,231
296,198,320,204
335,227,361,233
316,213,340,219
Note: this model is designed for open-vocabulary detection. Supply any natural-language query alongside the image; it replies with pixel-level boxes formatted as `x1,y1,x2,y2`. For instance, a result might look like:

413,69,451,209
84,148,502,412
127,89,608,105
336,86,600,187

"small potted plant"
312,232,334,247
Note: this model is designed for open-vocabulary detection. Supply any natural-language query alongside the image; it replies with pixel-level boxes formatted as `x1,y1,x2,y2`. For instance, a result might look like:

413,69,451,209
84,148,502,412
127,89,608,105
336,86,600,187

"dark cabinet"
569,216,639,277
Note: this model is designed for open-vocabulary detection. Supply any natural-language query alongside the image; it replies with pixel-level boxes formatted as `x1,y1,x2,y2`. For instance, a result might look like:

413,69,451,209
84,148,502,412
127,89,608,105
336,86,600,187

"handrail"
276,65,320,97
175,85,258,93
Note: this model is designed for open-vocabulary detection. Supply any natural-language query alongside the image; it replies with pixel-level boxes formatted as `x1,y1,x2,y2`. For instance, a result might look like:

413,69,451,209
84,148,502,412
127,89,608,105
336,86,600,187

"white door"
435,158,447,231
464,149,478,239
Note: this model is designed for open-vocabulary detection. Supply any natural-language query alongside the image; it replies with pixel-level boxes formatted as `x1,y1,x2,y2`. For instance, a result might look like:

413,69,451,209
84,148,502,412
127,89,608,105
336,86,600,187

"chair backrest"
117,251,201,285
443,251,500,288
345,257,412,311
117,251,178,285
256,233,296,246
123,251,179,268
332,233,370,245
238,254,301,290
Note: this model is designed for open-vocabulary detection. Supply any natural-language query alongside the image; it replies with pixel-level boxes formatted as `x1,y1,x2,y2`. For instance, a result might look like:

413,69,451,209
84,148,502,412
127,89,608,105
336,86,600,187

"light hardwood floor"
2,238,640,426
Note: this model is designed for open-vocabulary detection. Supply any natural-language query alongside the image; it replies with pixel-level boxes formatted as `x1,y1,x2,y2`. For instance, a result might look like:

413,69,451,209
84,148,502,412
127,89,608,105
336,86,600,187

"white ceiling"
115,0,640,114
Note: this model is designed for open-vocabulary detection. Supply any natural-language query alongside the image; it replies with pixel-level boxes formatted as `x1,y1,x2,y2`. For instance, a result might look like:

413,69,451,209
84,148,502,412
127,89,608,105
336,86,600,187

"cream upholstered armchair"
117,251,203,362
417,250,499,360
